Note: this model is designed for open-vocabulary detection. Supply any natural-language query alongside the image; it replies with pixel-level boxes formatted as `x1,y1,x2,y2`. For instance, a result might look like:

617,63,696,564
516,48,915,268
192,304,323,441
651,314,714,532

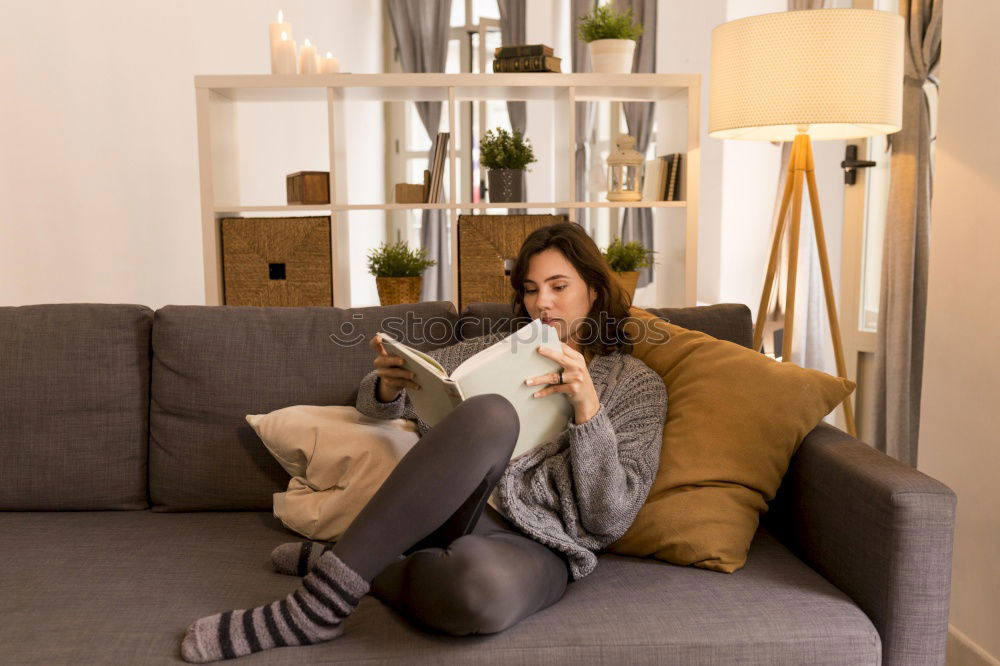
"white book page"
379,334,460,426
452,320,572,458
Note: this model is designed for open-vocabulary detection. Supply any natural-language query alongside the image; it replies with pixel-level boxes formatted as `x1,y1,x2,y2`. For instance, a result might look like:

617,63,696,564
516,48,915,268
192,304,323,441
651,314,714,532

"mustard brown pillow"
609,307,855,572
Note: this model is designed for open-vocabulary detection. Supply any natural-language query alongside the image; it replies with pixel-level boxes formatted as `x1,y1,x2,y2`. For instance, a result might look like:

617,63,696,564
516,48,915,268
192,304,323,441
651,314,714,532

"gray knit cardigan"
355,332,668,580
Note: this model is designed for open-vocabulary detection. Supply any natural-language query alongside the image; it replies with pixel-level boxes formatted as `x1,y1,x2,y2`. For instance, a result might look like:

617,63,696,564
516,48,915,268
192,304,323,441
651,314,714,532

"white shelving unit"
195,73,700,308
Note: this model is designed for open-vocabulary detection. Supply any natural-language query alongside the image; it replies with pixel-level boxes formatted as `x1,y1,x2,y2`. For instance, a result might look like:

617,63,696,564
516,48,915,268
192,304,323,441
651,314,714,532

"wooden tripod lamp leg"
781,135,808,363
803,138,857,437
753,150,797,353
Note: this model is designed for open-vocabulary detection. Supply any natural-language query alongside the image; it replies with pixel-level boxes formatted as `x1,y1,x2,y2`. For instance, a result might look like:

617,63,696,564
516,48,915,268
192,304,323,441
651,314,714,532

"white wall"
0,0,382,309
919,1,1000,663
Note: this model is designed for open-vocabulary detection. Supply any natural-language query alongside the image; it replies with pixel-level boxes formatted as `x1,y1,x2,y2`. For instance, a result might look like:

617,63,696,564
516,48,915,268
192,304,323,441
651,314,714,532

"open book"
379,319,573,459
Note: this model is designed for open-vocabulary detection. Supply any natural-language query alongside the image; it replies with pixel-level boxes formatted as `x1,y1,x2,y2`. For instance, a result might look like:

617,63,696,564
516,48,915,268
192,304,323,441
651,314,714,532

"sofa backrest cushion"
149,302,458,511
457,302,754,349
0,304,152,510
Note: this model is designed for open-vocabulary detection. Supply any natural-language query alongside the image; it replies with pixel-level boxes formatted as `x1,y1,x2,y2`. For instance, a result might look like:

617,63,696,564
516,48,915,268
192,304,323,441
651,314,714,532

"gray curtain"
572,0,597,232
497,0,526,134
620,0,656,289
387,0,453,302
866,0,942,466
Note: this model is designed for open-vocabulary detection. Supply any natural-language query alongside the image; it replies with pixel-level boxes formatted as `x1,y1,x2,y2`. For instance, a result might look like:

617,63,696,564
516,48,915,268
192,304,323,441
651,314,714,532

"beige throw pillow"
246,405,419,541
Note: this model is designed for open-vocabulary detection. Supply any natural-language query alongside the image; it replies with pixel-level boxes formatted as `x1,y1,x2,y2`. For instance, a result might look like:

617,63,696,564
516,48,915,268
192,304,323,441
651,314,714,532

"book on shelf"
426,132,450,203
492,55,562,73
494,44,554,58
641,159,662,202
378,318,573,458
665,153,683,202
640,154,684,202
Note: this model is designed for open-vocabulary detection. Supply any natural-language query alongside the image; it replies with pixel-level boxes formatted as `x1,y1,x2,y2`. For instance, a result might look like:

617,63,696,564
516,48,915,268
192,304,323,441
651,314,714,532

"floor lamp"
708,8,904,437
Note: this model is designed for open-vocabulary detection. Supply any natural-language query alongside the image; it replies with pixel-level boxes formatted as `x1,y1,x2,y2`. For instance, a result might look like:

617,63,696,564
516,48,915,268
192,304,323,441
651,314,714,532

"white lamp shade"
709,8,904,141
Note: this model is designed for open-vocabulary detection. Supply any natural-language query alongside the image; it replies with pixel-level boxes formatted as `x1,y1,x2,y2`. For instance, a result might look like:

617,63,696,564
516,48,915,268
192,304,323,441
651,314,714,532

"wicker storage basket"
376,276,423,305
457,214,569,311
220,216,332,306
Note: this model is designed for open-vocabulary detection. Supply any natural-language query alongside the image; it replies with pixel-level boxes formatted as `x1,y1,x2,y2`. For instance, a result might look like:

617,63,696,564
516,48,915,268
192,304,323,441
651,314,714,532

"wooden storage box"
394,183,427,204
457,214,569,312
221,216,332,306
286,171,330,204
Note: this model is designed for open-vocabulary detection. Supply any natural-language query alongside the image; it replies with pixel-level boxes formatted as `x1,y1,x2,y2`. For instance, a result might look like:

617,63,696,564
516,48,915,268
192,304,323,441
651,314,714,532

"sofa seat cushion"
0,512,879,665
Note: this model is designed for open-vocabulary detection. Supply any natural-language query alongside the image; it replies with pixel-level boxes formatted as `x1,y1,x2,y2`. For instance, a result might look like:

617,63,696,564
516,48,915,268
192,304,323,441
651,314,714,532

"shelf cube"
221,216,332,306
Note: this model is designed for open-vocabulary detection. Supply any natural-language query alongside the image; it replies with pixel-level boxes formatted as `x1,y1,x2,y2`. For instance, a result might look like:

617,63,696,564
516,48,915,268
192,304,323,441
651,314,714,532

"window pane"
450,1,465,27
407,158,428,188
484,27,502,73
406,104,432,152
859,135,889,331
446,39,461,73
485,100,511,133
473,0,500,21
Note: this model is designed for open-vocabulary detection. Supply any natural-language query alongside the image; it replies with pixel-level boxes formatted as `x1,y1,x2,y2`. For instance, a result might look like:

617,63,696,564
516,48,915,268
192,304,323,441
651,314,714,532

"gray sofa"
0,301,956,665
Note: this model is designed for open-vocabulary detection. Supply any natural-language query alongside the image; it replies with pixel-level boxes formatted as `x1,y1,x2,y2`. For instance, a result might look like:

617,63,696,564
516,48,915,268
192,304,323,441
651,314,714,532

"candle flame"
304,38,311,46
281,31,288,40
278,10,283,22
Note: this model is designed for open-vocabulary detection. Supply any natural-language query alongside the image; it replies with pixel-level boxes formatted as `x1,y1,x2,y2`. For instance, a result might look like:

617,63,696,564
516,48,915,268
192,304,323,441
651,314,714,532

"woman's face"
522,248,597,351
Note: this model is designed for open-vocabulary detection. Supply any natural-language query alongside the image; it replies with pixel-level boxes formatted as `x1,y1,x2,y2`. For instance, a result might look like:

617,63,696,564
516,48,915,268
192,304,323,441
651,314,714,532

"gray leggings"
330,393,571,636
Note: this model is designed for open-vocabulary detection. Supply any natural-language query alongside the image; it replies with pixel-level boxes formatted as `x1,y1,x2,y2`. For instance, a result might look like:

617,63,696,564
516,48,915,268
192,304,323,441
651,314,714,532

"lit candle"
299,38,318,74
274,31,297,75
319,51,340,74
268,10,294,74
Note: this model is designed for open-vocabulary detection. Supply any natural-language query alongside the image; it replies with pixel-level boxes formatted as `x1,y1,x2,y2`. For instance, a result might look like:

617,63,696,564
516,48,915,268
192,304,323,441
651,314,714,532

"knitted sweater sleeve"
355,333,505,435
565,358,667,542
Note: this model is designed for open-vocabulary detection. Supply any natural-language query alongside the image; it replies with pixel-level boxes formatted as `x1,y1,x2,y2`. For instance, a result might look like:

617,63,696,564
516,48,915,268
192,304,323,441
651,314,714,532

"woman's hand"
525,343,601,424
369,334,421,403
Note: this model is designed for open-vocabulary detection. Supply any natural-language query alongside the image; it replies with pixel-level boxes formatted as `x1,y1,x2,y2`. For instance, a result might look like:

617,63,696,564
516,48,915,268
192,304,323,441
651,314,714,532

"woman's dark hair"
510,222,634,356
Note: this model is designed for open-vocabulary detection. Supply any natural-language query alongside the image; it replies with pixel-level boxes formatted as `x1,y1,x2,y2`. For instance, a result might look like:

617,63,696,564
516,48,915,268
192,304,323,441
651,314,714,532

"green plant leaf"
602,237,655,272
479,127,538,171
366,241,437,278
577,4,644,42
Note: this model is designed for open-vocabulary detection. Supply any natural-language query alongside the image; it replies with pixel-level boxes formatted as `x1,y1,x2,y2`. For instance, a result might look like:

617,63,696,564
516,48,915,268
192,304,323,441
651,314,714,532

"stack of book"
426,132,450,203
641,153,684,202
492,44,561,73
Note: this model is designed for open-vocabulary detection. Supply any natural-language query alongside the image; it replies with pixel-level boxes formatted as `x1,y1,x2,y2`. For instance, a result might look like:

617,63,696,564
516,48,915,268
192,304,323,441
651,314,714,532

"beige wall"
919,1,1000,663
0,1,383,309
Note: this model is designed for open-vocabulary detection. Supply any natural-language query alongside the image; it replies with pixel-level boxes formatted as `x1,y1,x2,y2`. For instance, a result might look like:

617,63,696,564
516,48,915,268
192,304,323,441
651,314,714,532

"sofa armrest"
762,423,957,666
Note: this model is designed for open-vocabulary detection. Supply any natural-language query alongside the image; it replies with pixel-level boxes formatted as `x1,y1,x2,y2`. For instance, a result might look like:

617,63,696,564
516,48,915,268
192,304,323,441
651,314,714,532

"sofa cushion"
457,302,753,346
608,307,855,573
149,302,458,511
0,510,880,664
0,304,152,510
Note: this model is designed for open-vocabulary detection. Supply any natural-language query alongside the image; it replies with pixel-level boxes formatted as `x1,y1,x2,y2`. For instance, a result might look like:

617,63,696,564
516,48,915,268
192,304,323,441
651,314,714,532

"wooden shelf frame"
195,73,700,308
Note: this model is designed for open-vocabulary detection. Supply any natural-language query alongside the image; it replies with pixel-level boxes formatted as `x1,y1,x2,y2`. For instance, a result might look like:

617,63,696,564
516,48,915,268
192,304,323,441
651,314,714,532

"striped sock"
270,541,333,577
180,551,369,663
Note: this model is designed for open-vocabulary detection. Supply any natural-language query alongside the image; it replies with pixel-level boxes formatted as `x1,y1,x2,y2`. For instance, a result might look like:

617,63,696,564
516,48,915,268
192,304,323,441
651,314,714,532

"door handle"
841,144,876,185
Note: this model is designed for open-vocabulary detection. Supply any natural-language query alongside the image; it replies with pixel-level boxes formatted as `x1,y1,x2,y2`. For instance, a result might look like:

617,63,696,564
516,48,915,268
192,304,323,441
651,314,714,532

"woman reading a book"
181,223,667,663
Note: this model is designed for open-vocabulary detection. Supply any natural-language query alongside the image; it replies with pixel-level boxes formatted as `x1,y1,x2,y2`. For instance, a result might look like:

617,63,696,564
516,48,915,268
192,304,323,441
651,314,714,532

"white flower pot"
587,39,636,74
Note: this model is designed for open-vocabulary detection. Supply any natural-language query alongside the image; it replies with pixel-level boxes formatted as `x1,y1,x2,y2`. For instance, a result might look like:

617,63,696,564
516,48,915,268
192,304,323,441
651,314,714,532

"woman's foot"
270,541,334,576
181,551,369,662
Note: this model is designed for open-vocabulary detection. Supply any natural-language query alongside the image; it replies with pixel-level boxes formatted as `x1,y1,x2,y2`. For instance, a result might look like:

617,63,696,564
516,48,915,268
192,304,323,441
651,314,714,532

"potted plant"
366,241,437,305
577,4,644,74
603,237,655,299
479,127,537,203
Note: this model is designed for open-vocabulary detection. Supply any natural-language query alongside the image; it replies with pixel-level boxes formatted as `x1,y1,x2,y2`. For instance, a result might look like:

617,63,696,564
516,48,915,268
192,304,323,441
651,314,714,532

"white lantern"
606,134,644,202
